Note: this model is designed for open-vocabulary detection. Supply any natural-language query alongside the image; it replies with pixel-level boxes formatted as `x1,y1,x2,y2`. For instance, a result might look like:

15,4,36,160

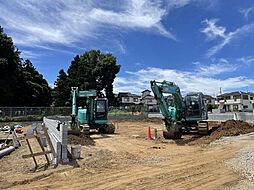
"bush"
0,115,43,122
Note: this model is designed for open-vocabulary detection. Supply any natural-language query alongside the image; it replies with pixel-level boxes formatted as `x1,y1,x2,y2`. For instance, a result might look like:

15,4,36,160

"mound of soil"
188,120,254,145
210,120,254,141
68,134,95,146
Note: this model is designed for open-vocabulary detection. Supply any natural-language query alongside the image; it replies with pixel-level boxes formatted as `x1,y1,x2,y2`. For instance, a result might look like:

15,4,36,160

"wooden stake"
154,128,158,140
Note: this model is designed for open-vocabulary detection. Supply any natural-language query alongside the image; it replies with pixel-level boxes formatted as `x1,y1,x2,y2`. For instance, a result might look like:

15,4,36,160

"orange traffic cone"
147,127,151,140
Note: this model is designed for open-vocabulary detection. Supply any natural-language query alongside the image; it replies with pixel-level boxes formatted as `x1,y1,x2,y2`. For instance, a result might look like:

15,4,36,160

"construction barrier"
43,117,69,163
208,112,254,123
148,112,254,122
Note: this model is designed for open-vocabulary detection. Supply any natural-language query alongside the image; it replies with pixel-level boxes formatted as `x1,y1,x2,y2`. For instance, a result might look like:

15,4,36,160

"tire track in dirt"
1,120,248,190
70,153,235,190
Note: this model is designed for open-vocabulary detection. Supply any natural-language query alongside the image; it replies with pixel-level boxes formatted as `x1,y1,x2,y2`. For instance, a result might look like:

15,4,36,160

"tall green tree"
52,69,70,106
0,26,52,106
21,60,52,106
54,50,120,106
0,26,22,106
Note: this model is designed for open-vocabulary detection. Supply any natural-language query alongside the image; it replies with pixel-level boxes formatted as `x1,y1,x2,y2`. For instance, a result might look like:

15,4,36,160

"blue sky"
1,0,254,96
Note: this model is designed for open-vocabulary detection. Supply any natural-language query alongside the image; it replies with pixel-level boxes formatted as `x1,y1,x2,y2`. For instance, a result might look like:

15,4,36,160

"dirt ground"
1,119,254,190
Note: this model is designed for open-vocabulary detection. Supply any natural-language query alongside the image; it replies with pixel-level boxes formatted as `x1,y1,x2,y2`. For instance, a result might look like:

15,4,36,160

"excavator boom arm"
150,80,185,120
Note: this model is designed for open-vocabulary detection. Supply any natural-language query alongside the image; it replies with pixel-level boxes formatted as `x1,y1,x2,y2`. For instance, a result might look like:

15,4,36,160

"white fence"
148,112,254,122
208,112,254,123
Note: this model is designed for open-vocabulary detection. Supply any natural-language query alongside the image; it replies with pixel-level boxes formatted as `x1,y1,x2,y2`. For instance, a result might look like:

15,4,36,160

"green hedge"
0,115,43,122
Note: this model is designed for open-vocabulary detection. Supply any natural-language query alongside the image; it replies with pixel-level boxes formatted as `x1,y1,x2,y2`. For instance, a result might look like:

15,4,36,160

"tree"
54,50,120,106
52,69,70,106
0,26,52,106
21,60,52,106
0,26,22,106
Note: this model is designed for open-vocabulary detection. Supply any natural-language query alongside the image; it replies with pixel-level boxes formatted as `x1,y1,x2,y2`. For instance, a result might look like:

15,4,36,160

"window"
250,97,253,100
225,96,231,100
243,95,248,100
96,101,106,112
233,105,238,110
233,95,240,101
133,98,138,102
124,97,129,102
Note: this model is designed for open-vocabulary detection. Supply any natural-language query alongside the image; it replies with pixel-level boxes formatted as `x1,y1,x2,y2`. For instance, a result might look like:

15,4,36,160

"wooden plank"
22,150,52,158
35,128,49,162
35,134,50,165
25,136,38,168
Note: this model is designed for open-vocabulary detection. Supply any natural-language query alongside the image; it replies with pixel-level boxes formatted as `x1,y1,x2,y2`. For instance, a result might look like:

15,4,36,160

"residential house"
215,91,254,112
140,90,158,112
117,92,141,110
203,95,216,106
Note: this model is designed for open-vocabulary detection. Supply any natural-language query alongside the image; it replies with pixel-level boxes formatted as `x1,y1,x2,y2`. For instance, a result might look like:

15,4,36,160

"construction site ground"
1,119,254,190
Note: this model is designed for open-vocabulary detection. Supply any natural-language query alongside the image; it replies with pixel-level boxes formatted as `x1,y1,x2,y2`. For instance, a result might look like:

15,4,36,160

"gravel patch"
224,180,254,190
225,134,254,189
227,144,254,181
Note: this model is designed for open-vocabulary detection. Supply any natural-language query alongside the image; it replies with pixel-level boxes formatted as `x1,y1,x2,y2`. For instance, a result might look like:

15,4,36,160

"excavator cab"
184,92,208,120
94,98,108,120
70,87,115,134
184,92,208,134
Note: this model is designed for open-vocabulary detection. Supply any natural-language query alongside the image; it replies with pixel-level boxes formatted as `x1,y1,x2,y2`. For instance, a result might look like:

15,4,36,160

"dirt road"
0,119,252,189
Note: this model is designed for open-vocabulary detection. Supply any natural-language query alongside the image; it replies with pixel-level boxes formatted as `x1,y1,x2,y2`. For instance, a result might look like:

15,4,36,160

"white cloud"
0,0,220,53
20,50,40,60
237,56,254,66
0,0,176,49
88,0,174,38
200,19,226,40
195,58,238,76
166,0,192,9
166,0,218,9
114,67,254,95
201,19,254,57
240,6,254,19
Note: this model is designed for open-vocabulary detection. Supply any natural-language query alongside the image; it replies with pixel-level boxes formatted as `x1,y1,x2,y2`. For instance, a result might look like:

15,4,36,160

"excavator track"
80,124,90,135
198,121,209,135
163,130,182,139
98,124,115,134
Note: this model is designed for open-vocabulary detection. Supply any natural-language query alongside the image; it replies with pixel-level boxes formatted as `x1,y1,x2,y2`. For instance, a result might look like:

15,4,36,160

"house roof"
118,92,140,98
127,94,140,97
142,95,154,99
203,94,216,100
218,91,254,97
141,89,151,93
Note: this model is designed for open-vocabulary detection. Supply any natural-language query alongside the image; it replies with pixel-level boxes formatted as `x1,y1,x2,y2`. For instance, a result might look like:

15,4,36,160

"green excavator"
69,87,115,135
150,80,208,139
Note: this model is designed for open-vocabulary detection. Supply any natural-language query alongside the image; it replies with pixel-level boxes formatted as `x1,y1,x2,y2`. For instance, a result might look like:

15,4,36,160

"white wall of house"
142,98,157,105
216,93,254,112
121,96,141,104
